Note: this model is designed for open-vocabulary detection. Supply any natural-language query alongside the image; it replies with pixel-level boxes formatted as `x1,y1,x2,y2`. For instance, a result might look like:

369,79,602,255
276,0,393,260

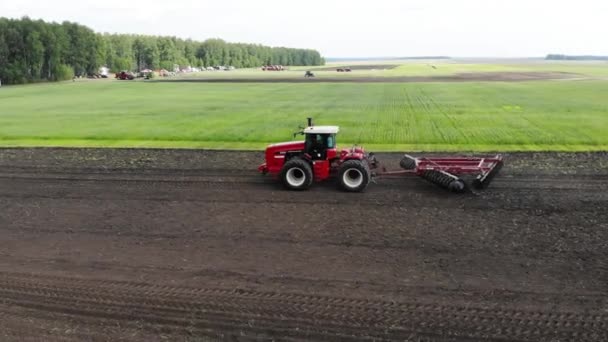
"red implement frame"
374,154,504,191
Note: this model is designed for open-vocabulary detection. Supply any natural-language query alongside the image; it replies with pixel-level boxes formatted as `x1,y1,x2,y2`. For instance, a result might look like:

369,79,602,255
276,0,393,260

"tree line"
546,54,608,61
0,17,325,84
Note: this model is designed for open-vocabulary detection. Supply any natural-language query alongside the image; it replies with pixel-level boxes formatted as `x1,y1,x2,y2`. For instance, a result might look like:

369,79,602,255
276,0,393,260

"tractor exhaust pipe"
307,117,313,127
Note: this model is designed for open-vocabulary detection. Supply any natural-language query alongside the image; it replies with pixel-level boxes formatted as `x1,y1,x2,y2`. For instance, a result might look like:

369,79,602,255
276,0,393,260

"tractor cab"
303,125,339,160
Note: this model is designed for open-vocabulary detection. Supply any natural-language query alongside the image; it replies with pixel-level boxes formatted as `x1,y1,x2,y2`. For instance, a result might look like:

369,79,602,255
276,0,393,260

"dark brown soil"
313,64,401,71
158,71,582,83
1,148,607,341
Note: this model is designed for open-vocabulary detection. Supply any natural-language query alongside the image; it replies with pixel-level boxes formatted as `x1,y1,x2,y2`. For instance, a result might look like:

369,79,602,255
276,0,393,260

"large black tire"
280,158,313,191
338,160,370,192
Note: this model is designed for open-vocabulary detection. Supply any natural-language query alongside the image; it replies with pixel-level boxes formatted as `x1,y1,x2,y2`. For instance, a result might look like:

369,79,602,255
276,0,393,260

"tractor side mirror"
293,124,306,138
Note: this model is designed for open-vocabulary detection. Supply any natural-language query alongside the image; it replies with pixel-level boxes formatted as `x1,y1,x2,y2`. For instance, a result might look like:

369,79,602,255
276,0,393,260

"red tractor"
115,71,135,80
259,118,503,193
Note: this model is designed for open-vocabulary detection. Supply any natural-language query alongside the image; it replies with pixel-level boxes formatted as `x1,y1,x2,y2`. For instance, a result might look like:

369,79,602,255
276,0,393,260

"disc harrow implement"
376,154,504,193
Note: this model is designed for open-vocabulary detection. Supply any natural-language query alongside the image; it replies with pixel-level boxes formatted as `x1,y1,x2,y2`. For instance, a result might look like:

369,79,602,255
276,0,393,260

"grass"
1,62,608,152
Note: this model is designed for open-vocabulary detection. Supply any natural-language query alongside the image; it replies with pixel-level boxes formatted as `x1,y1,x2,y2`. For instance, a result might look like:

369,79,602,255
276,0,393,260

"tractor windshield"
305,133,336,159
327,134,335,148
306,134,335,150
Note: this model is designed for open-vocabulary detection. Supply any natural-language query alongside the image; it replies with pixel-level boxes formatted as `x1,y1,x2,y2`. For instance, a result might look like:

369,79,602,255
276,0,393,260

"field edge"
0,139,607,152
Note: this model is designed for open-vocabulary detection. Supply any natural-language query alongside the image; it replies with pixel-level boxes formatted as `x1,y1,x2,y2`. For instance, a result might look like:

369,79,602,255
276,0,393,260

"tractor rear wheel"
338,160,370,192
280,158,313,191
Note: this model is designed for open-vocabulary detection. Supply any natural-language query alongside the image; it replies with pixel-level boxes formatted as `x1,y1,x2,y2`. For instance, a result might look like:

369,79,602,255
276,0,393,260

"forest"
0,17,325,84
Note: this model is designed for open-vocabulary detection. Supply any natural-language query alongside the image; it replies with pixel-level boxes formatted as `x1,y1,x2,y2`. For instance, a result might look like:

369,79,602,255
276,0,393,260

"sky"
2,0,607,58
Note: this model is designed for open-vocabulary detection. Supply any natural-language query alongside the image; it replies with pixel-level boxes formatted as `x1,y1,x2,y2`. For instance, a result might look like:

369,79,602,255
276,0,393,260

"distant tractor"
115,71,135,80
337,67,352,72
304,71,315,78
259,118,503,193
99,66,110,78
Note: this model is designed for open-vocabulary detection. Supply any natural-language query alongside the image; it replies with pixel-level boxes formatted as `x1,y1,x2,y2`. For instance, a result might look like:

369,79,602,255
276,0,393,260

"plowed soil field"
0,148,607,341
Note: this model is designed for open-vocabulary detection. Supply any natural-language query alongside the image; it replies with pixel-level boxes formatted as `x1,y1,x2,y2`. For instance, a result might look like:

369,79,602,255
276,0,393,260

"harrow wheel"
448,179,466,193
422,170,466,193
280,158,313,191
399,155,417,170
338,160,370,192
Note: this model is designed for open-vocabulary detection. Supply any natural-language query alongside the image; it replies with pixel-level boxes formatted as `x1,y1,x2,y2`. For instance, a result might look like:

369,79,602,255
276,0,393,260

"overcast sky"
2,0,607,58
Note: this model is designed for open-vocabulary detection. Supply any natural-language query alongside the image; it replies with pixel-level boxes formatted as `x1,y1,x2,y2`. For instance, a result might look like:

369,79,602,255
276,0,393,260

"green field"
1,61,608,151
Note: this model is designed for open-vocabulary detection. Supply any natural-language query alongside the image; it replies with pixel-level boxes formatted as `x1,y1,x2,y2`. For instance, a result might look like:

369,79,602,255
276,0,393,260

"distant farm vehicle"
262,65,285,71
139,69,153,78
259,118,503,193
115,71,135,80
99,66,110,78
304,71,315,78
337,67,352,72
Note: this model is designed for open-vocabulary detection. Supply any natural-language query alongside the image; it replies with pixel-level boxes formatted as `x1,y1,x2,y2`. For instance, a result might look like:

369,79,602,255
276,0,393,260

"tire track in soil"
1,184,605,215
1,272,607,341
1,192,604,215
2,167,607,187
2,170,608,196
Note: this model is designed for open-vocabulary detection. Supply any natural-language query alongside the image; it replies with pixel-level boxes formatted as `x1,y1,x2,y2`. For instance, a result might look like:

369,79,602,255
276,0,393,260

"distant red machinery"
115,71,135,80
259,118,503,193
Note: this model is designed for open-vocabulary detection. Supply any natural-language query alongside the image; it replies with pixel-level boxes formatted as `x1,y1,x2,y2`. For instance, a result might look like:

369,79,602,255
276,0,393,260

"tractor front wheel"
338,160,370,192
280,158,313,190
